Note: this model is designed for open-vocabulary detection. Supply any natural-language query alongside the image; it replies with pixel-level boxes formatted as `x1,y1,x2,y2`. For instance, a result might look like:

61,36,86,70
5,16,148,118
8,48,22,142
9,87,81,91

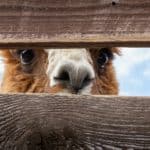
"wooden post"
0,0,149,48
0,94,150,149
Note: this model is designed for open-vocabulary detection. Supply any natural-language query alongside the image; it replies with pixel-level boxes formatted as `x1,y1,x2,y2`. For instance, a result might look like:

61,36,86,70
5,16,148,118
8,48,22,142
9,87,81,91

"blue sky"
114,48,150,96
0,48,149,96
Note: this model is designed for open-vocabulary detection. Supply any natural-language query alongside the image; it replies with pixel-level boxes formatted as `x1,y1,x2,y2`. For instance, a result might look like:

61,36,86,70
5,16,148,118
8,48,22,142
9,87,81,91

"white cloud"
119,91,129,96
114,48,150,78
114,48,150,96
143,68,150,78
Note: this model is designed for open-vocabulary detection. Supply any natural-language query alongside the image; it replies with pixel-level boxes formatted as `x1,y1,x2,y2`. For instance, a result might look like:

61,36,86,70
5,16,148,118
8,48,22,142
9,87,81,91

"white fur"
45,48,95,94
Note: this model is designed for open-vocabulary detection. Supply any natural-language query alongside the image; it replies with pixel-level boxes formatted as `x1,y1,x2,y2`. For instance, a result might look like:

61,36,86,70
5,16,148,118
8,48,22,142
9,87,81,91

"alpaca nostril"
53,64,94,93
83,74,92,85
70,74,92,93
54,71,70,81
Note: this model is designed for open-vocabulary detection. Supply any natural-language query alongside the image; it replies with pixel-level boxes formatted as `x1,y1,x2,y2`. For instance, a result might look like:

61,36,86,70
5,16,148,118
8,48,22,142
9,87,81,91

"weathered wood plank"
0,94,150,149
0,0,150,48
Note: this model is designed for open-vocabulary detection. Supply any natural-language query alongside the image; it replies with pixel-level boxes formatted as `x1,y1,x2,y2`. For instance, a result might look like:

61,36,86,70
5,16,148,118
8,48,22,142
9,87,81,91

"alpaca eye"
97,52,109,68
19,49,35,65
97,48,114,68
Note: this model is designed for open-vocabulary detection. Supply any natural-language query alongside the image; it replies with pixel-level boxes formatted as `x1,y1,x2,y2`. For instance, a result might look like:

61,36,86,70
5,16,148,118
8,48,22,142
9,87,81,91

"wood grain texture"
0,0,150,48
0,94,150,149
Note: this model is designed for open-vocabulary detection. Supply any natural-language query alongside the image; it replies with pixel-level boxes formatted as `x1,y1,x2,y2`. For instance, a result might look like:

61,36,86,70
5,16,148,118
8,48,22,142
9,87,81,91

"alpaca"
0,48,119,95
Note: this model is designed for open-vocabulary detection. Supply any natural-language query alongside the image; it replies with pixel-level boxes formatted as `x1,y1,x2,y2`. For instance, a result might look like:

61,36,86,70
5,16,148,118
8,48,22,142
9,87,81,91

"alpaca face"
1,48,119,95
45,49,95,94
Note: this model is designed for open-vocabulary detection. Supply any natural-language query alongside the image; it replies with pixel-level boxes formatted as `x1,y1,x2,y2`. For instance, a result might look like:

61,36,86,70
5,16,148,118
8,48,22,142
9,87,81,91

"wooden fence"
0,1,150,150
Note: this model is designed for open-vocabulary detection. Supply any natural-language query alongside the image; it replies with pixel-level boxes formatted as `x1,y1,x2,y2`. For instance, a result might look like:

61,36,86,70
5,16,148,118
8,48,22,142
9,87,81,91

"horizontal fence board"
0,0,150,48
0,94,150,149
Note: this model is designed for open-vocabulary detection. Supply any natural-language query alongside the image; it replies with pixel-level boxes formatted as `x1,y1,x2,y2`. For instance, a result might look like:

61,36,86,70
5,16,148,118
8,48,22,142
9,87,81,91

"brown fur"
0,49,48,93
0,48,119,95
89,48,119,95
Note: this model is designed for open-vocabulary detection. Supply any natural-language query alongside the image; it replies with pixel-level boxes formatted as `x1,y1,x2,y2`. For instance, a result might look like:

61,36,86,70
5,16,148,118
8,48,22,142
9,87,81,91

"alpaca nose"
54,64,94,93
